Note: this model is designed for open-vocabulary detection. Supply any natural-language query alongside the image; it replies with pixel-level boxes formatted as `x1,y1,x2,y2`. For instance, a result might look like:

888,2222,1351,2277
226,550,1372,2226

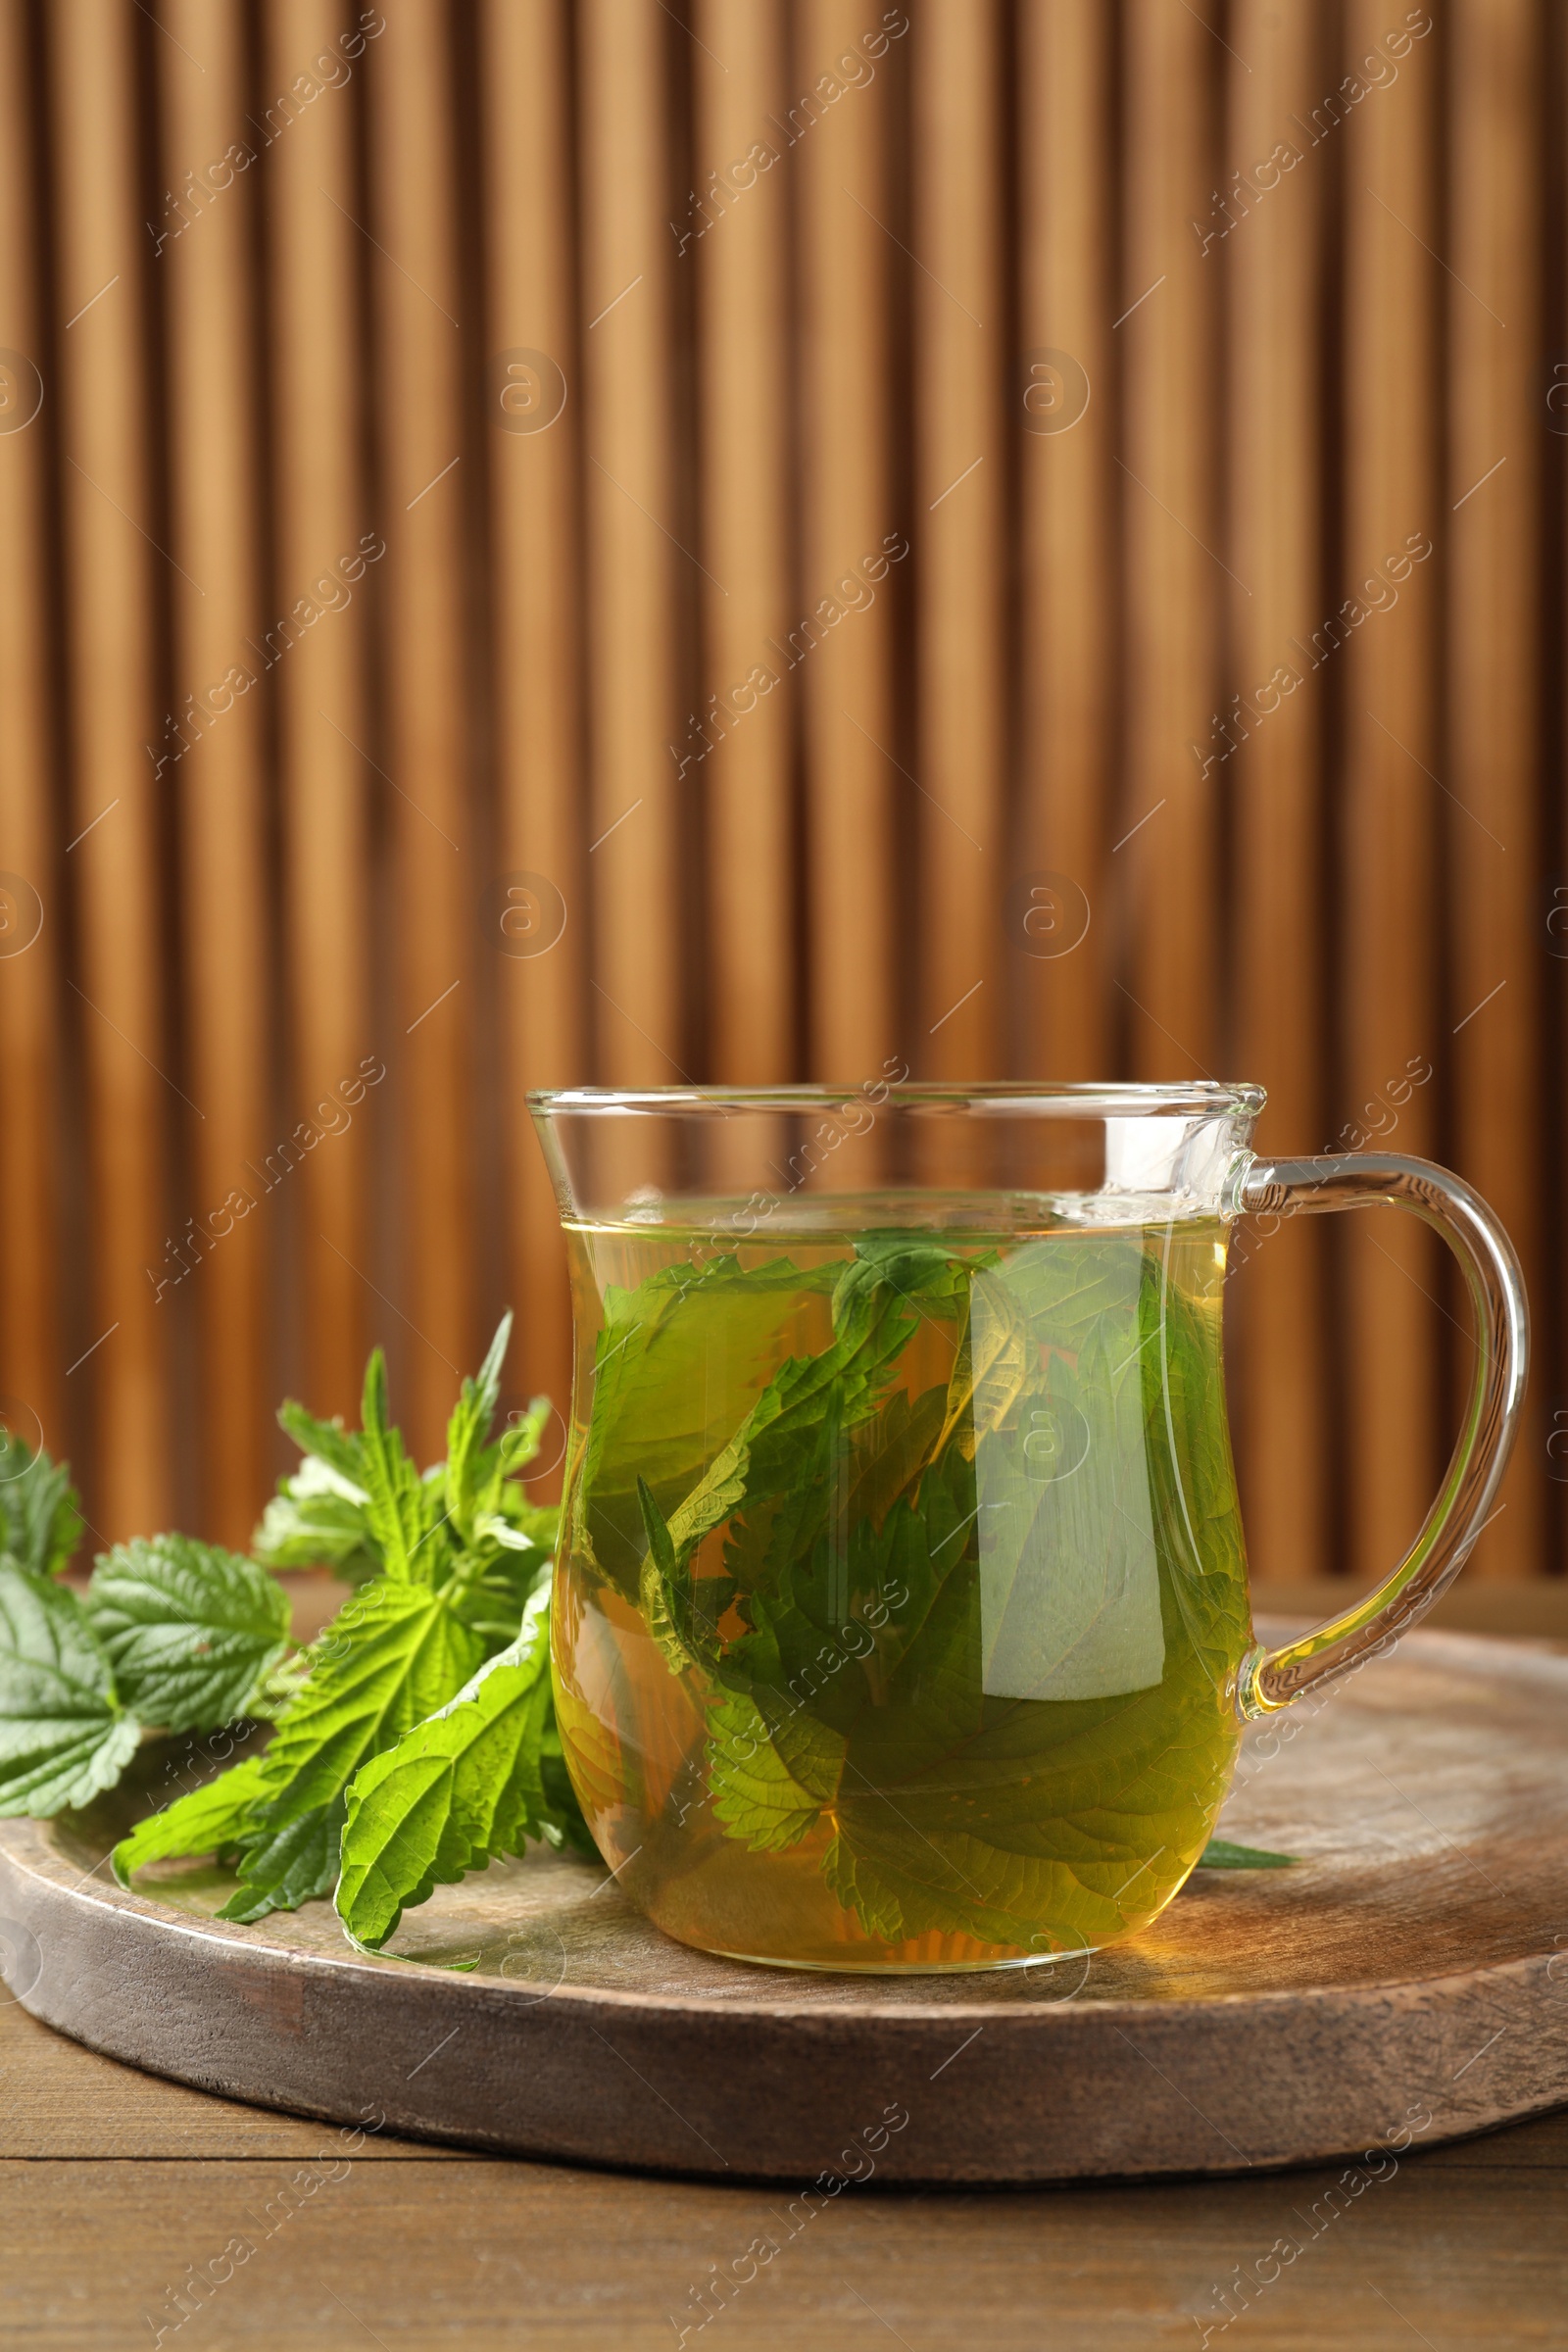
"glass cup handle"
1226,1152,1530,1719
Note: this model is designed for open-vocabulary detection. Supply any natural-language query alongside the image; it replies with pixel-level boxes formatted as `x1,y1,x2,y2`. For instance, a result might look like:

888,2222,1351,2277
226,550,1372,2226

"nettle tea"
552,1199,1251,1972
537,1084,1525,1976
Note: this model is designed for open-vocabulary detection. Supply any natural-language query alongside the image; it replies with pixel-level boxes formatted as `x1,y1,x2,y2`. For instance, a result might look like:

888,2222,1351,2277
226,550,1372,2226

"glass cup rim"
528,1080,1267,1119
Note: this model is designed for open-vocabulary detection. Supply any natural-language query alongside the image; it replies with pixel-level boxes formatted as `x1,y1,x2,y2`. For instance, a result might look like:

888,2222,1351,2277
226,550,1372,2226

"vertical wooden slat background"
162,0,272,1548
483,0,584,1441
914,0,1003,1102
698,0,795,1093
1446,0,1541,1580
49,0,172,1538
799,0,897,1092
1121,0,1221,1089
371,0,474,1442
1018,0,1114,1086
1341,0,1443,1592
270,0,373,1438
0,0,63,1486
0,0,1561,1589
1226,2,1327,1587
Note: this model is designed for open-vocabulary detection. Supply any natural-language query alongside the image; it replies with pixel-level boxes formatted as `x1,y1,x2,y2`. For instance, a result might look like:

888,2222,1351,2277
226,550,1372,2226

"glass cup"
530,1083,1526,1975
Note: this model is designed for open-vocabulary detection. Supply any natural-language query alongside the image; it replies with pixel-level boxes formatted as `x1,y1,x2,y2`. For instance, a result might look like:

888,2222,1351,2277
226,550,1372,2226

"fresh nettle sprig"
0,1316,591,1948
0,1427,291,1819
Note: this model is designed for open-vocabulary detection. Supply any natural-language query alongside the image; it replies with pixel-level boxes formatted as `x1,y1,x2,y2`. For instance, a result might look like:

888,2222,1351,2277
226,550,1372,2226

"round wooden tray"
2,1625,1566,2183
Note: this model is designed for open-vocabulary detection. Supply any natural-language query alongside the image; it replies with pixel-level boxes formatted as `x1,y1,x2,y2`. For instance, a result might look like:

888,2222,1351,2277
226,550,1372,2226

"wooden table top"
5,1981,1564,2349
10,1591,1567,2345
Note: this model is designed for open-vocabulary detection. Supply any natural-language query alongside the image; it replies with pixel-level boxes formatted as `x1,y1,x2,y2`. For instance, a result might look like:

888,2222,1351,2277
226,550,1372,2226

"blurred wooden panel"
49,0,172,1539
696,0,795,1089
1339,1,1443,1587
1120,0,1221,1080
797,0,897,1084
482,0,584,1432
160,0,270,1548
1017,0,1114,1082
0,0,63,1463
575,0,683,1225
268,0,374,1430
1445,0,1541,1580
0,0,1551,1580
579,0,682,1123
1224,1,1328,1585
367,0,474,1454
913,0,1003,1107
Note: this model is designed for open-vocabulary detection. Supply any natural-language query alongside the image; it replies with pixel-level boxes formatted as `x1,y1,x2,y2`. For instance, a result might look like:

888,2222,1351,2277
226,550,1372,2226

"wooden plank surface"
0,1983,1563,2350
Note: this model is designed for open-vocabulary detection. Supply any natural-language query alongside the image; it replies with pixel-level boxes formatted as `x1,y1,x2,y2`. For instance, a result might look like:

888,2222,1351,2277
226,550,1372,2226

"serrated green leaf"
335,1578,556,1948
0,1432,83,1579
253,1461,379,1584
108,1581,488,1917
251,1579,483,1835
112,1752,274,1886
821,1833,906,1943
706,1688,831,1853
444,1313,512,1545
219,1794,348,1922
275,1400,366,1487
259,1403,378,1582
574,1255,841,1593
631,1239,963,1642
110,1582,490,1920
358,1349,428,1582
85,1535,290,1733
0,1565,140,1815
1198,1838,1297,1870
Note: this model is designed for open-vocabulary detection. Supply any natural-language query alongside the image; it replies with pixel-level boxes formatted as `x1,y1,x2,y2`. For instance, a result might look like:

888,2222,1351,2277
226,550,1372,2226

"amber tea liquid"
552,1196,1253,1972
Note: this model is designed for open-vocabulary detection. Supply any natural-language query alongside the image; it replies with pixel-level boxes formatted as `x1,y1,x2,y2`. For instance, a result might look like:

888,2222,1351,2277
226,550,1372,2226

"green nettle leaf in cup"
554,1225,1265,1962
